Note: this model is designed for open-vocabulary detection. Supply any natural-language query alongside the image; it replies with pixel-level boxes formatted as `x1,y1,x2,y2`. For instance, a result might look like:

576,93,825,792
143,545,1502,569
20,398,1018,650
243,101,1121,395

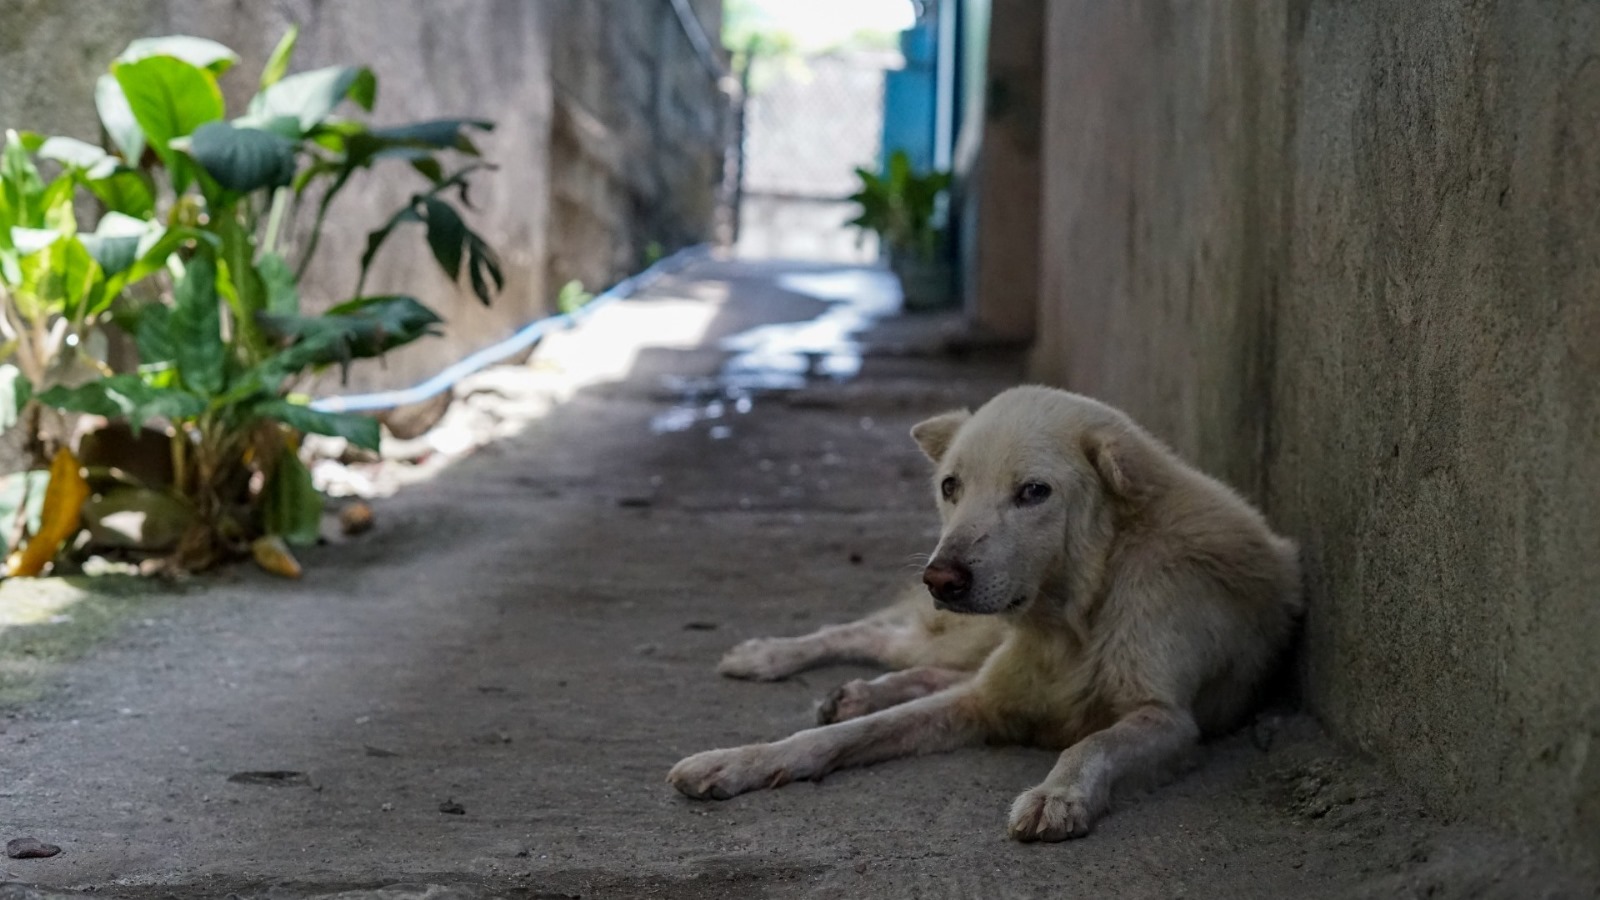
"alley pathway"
0,259,1587,900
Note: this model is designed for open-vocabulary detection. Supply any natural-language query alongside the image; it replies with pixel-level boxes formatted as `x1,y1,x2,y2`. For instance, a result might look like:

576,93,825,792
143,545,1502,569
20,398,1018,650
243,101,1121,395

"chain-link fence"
735,49,899,262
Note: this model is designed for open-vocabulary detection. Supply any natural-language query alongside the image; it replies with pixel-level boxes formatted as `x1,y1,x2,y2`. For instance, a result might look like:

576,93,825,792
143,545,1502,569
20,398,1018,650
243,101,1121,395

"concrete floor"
0,259,1592,899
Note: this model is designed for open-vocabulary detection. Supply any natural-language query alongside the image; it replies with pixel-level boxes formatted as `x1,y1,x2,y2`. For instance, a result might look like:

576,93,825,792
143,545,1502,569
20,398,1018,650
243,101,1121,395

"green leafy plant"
846,149,951,262
5,30,504,572
555,280,594,316
0,128,163,465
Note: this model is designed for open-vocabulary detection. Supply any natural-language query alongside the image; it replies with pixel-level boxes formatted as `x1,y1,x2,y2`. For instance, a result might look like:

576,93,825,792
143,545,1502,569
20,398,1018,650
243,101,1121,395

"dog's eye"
1015,482,1052,506
940,476,960,502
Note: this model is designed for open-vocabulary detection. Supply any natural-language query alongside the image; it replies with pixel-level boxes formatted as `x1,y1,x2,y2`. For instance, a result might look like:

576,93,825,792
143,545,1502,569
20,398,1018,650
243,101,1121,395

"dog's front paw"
717,638,805,681
668,746,793,800
816,679,875,724
1007,786,1095,842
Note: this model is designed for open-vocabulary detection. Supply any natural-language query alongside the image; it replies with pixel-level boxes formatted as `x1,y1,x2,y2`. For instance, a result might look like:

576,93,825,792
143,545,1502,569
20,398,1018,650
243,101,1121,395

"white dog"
670,386,1302,841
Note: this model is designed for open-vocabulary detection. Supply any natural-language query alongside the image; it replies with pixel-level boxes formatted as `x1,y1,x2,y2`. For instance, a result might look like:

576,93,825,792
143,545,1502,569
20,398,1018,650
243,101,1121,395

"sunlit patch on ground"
312,266,903,500
0,578,89,630
0,576,170,707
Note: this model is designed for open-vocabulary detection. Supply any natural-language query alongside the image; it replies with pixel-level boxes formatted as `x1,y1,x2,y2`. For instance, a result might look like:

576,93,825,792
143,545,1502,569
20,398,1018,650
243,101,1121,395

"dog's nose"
923,561,973,606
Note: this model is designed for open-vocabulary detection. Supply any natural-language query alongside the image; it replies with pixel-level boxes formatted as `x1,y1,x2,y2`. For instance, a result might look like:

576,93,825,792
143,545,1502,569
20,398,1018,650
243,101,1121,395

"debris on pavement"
227,770,310,787
4,838,60,860
438,799,466,815
339,501,376,535
250,535,303,579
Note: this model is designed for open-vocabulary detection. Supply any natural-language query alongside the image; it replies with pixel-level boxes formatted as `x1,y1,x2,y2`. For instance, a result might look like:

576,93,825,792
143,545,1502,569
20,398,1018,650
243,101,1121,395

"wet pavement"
1,257,1593,899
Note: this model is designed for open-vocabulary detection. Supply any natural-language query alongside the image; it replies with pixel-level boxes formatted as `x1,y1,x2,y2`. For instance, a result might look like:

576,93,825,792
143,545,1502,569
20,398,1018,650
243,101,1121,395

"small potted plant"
847,149,953,310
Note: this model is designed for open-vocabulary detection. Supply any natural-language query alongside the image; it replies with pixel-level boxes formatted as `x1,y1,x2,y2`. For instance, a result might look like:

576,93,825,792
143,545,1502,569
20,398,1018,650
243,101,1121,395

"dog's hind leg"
815,667,971,724
1007,704,1199,842
717,592,927,681
669,686,986,800
718,588,1003,681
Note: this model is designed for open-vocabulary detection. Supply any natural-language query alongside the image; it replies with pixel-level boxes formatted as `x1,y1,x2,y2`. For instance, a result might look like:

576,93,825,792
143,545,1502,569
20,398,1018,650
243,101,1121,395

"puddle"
650,268,900,437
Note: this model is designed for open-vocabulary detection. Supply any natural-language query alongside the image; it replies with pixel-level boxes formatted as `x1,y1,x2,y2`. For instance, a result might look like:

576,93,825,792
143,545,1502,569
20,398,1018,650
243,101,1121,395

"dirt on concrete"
0,259,1593,900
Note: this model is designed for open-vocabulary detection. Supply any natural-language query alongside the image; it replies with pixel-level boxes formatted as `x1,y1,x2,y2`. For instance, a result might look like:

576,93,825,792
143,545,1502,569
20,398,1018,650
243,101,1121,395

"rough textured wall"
1033,2,1288,496
545,0,727,304
1035,0,1599,874
1276,2,1600,873
0,0,726,393
963,0,1044,341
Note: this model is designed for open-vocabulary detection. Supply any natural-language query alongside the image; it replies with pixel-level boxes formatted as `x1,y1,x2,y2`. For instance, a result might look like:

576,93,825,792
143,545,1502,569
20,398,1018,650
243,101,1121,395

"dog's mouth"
934,593,1031,615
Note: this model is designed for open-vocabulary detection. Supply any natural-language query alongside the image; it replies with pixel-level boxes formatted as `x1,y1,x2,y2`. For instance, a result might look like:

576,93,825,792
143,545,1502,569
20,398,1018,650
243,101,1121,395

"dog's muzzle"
923,560,973,609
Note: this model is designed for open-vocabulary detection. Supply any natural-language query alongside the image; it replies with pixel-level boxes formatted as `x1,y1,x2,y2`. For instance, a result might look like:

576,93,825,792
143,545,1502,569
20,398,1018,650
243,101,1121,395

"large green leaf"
39,176,77,233
257,251,299,315
119,36,239,75
248,66,376,133
463,228,504,306
16,235,103,321
102,224,221,300
252,399,380,450
259,26,300,90
38,374,205,430
112,55,225,191
95,75,146,164
340,118,494,165
9,227,58,256
324,293,445,334
183,121,297,193
134,302,175,367
421,196,465,279
258,294,443,380
261,444,321,546
168,255,225,395
355,186,502,306
36,136,118,179
1,129,45,230
79,211,149,281
85,168,156,218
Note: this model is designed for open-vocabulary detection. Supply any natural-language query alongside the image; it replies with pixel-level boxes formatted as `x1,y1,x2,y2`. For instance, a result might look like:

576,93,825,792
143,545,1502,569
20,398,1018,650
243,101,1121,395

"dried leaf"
250,534,302,579
5,449,90,577
338,501,373,535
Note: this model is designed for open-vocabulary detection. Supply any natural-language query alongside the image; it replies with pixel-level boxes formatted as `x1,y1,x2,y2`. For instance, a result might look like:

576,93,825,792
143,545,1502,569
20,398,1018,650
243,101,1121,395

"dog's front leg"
669,687,984,800
1008,704,1198,842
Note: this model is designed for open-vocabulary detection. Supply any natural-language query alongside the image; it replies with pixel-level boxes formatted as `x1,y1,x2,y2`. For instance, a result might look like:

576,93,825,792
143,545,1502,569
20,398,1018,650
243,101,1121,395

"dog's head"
911,386,1151,615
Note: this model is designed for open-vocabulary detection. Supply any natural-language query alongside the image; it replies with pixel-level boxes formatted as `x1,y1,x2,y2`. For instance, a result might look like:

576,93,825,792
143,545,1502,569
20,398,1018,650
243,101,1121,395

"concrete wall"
0,0,726,393
960,0,1043,341
1030,0,1599,874
545,0,728,304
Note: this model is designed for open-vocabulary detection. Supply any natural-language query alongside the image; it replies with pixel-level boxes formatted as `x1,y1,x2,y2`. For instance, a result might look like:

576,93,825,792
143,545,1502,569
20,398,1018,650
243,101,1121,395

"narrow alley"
1,260,1584,900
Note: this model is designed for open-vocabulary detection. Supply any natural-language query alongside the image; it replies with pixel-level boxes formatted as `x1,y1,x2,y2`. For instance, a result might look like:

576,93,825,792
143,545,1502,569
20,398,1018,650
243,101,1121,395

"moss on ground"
0,574,184,708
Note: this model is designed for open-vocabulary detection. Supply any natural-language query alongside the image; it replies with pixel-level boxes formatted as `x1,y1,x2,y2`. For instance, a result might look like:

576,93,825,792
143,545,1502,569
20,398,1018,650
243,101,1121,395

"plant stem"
262,187,290,258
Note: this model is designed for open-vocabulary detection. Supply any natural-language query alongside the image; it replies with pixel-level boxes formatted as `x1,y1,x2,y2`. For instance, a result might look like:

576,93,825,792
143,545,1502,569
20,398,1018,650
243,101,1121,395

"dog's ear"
910,409,970,462
1083,428,1144,501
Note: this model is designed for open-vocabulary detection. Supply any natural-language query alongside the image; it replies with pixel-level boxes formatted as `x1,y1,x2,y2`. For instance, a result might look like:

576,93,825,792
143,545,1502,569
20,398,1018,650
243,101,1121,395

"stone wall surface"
1029,0,1599,874
545,0,728,305
962,0,1044,341
0,0,727,394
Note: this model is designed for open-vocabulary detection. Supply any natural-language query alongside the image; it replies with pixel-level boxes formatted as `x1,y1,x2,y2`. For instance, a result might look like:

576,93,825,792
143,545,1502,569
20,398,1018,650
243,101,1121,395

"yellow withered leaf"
251,534,303,579
6,449,91,578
